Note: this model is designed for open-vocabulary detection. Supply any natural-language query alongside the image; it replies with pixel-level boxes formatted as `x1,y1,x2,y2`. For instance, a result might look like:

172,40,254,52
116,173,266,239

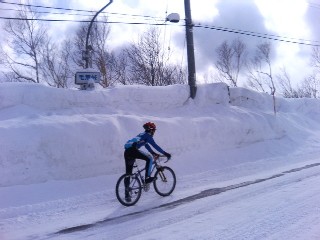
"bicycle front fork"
158,170,167,182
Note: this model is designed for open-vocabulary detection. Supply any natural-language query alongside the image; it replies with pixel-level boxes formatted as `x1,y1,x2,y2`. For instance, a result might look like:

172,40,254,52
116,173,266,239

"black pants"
124,147,152,179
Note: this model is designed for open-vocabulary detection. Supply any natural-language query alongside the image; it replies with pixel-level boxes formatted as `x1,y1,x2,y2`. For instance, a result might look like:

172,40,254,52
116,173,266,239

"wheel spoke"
153,167,176,196
116,174,142,206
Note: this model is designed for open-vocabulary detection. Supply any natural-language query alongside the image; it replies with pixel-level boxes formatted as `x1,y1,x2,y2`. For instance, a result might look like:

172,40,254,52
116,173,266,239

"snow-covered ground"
0,82,319,240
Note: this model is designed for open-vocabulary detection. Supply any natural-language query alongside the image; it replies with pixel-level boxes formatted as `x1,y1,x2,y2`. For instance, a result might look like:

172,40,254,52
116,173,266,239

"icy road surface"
2,158,320,240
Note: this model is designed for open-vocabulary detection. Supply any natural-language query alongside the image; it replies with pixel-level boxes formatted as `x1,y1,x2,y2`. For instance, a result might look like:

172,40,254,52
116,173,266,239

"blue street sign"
75,72,101,85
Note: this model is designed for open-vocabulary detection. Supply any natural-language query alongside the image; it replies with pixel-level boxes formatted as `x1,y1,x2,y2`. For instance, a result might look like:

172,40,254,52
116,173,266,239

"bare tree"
276,67,298,98
90,17,113,87
303,46,320,98
1,3,48,83
111,51,130,85
247,42,277,114
311,46,320,71
71,23,87,69
125,27,185,86
298,74,319,98
247,42,275,93
40,40,72,88
290,46,320,98
215,38,247,87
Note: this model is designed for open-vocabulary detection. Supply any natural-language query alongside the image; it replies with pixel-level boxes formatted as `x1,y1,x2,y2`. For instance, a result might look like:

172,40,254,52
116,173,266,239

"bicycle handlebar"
154,155,171,163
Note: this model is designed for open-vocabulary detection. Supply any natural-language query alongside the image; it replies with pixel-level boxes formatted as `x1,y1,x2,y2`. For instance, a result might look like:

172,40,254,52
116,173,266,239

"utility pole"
184,0,197,99
84,0,113,69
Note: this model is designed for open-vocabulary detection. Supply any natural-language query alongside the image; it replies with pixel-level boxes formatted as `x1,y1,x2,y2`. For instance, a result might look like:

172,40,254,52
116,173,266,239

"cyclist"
124,122,171,201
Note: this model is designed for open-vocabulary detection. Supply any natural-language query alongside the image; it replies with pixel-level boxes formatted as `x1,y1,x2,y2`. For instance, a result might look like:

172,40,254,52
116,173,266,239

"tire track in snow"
55,162,320,236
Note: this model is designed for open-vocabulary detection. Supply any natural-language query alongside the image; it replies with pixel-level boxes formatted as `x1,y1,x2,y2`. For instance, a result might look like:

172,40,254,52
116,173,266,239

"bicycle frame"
132,156,167,185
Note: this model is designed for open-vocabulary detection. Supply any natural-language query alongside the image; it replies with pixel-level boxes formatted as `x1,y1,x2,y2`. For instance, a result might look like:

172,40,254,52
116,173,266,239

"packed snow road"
50,162,320,240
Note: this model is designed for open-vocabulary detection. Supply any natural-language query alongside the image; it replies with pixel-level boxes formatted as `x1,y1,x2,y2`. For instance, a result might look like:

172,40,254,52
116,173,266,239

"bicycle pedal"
144,183,150,192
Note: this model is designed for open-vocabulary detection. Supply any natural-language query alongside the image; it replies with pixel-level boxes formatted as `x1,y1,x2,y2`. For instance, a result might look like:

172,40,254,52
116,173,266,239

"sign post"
76,0,113,90
75,71,101,90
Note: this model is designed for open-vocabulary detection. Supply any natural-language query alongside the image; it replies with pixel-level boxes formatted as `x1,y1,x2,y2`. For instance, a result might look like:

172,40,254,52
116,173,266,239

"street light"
166,13,180,23
166,5,197,99
76,0,113,90
166,9,196,99
84,0,113,69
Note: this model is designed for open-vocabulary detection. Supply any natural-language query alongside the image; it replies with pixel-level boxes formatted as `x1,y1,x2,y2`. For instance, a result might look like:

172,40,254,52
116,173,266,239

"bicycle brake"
156,166,164,171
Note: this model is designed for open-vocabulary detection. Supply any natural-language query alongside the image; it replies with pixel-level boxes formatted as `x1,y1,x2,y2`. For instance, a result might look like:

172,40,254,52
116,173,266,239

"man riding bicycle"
124,122,171,201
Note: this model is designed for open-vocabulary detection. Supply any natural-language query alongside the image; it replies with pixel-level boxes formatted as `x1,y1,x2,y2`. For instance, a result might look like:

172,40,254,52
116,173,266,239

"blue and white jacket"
124,132,166,155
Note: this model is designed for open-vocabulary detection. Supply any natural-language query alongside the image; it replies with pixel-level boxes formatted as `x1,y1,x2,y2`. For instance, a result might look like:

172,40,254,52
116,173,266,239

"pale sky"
0,0,319,86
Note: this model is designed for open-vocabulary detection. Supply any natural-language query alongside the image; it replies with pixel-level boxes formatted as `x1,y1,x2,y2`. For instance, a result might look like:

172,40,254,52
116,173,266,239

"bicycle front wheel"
115,174,142,206
153,166,176,196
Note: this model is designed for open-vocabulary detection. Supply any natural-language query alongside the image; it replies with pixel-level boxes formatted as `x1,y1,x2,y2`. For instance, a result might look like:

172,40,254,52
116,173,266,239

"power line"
0,7,96,17
307,1,320,9
0,16,175,26
0,6,163,22
1,1,319,48
0,0,99,12
194,24,320,47
201,23,320,44
1,15,319,47
1,15,318,47
0,1,163,21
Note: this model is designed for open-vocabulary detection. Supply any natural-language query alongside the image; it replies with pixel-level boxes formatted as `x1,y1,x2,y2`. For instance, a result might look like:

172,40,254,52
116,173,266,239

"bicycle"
115,155,176,206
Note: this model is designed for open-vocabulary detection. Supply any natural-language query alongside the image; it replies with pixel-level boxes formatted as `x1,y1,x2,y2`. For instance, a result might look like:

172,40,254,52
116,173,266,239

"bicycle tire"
115,174,142,206
153,166,176,196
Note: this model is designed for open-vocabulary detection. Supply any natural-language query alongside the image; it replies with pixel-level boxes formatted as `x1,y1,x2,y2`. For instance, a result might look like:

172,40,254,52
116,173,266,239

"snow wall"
0,83,319,187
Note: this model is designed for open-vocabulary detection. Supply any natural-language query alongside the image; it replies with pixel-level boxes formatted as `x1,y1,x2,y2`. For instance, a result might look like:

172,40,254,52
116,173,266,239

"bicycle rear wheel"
153,166,176,196
115,174,142,206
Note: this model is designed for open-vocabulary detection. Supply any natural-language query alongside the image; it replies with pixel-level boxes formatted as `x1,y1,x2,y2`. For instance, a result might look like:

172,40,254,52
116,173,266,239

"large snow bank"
0,82,319,187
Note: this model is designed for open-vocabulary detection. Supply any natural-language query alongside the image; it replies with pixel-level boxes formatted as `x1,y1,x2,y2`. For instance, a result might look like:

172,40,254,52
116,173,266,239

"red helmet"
143,122,156,132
